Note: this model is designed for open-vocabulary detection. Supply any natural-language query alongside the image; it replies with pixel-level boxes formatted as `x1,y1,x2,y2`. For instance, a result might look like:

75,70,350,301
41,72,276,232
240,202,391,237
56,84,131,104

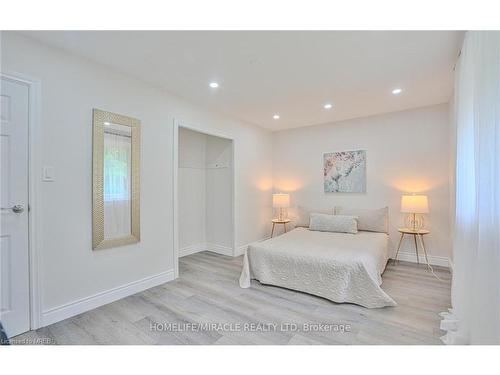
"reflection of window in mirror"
92,109,140,250
103,123,132,240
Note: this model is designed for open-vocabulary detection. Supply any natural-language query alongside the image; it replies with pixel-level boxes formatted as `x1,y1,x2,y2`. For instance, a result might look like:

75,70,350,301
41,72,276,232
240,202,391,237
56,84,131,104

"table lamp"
273,193,290,221
401,194,429,231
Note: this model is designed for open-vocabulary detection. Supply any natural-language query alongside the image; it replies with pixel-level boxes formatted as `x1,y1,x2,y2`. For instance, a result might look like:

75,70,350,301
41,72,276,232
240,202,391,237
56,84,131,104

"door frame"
1,71,43,330
172,119,237,278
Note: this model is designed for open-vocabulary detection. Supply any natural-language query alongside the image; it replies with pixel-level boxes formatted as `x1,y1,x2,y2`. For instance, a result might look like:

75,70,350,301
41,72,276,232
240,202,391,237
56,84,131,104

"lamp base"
277,208,288,221
405,213,425,231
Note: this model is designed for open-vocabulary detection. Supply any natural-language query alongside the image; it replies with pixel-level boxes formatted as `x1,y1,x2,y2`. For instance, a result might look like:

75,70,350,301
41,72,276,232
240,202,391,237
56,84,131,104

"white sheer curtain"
103,128,132,239
441,31,500,344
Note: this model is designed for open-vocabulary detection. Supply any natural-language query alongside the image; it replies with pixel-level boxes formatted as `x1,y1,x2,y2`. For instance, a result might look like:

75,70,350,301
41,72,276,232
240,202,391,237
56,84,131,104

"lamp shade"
401,195,429,214
273,193,290,208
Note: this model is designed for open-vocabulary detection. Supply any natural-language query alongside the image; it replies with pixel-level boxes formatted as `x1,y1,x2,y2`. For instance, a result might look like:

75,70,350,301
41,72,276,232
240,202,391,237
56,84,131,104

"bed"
239,227,396,308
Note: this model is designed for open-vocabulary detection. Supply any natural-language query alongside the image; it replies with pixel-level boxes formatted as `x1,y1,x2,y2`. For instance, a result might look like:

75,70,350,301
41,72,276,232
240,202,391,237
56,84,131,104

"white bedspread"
239,227,396,308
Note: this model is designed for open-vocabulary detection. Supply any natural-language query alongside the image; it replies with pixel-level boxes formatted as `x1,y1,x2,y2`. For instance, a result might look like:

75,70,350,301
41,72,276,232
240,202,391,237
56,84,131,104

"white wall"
205,135,233,249
272,104,451,261
1,32,273,322
178,128,207,249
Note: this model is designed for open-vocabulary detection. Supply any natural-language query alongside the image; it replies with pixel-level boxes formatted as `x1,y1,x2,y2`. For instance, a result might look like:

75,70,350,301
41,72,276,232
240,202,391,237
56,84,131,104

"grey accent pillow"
334,206,389,234
309,213,358,234
295,206,333,227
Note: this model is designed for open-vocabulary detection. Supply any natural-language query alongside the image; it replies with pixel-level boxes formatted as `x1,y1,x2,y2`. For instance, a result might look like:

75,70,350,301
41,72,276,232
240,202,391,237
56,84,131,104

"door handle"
1,204,25,214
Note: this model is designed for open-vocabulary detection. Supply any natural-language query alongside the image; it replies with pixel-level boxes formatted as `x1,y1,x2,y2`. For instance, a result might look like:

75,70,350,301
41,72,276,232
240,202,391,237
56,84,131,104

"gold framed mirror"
92,109,140,250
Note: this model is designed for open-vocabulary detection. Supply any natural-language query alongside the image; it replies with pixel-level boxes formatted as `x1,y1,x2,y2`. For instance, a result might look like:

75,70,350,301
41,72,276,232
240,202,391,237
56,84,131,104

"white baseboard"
234,245,247,257
41,269,175,327
234,236,271,257
179,243,207,257
448,258,454,274
391,251,450,268
180,236,273,258
180,242,236,257
206,243,233,256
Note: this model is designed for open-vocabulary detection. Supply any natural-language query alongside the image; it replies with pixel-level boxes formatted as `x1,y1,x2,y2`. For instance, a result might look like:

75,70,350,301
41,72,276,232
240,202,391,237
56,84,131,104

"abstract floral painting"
323,150,366,193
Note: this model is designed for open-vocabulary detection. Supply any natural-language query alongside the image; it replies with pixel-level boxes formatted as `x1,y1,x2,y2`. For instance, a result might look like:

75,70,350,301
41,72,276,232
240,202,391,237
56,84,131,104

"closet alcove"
177,127,234,262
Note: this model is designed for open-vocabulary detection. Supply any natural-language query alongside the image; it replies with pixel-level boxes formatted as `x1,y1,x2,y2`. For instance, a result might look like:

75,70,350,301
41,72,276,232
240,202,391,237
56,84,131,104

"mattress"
239,227,396,308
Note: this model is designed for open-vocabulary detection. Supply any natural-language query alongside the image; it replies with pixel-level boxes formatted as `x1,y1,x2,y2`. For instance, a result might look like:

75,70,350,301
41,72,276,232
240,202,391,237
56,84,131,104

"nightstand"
394,228,430,265
271,219,290,237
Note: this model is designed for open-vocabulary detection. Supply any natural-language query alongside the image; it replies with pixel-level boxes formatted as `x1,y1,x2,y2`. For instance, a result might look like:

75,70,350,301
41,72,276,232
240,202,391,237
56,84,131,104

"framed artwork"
323,150,366,193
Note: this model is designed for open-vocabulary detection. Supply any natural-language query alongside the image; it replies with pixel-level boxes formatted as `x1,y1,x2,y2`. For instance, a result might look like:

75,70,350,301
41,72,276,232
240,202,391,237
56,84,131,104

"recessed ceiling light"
392,88,402,95
104,122,110,125
273,114,280,120
209,82,219,88
323,103,333,109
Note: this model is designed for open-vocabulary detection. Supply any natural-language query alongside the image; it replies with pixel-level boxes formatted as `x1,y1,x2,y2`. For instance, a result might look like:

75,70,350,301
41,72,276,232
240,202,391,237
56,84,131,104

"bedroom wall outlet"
42,166,55,182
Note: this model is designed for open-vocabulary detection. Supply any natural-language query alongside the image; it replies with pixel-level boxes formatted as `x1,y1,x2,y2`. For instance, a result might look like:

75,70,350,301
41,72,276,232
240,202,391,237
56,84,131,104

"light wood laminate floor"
14,251,451,345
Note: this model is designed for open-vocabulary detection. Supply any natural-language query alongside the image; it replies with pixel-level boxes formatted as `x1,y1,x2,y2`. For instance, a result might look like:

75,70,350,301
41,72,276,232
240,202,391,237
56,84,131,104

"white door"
0,77,30,338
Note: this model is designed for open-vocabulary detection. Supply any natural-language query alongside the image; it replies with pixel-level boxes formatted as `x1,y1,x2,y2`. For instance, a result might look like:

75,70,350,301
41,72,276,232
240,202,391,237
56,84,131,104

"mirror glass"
92,109,140,250
103,123,132,239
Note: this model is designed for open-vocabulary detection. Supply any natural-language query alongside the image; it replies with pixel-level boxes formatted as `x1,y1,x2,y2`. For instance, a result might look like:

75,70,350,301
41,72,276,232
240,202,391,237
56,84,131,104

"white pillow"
309,213,358,234
334,206,389,233
294,206,333,227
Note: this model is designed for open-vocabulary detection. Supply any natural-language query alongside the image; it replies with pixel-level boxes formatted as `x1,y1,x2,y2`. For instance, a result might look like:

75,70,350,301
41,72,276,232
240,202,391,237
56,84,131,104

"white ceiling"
21,31,464,131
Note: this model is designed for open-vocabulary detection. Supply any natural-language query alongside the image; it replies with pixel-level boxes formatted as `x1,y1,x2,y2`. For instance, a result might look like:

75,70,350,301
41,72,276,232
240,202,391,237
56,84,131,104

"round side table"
394,228,430,265
271,219,290,237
